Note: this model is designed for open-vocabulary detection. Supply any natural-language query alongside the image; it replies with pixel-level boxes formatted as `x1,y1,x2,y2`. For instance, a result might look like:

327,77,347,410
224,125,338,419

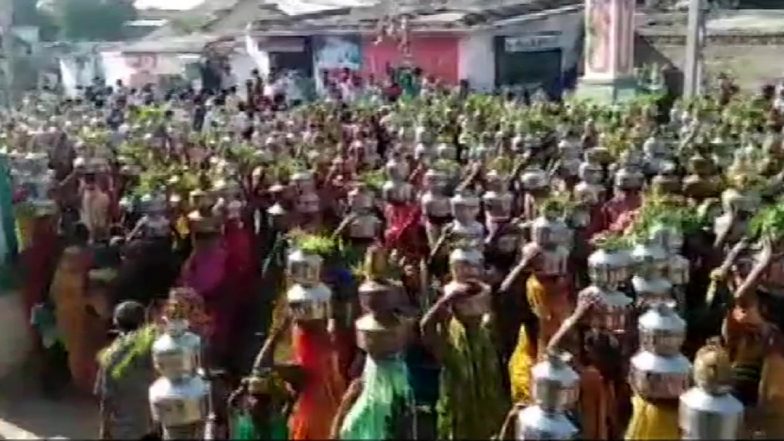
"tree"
12,0,59,41
46,0,137,41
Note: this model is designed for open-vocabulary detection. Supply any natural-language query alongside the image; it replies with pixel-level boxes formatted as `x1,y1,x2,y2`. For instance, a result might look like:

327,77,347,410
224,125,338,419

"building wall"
460,9,583,93
635,36,784,90
313,35,362,92
361,35,460,84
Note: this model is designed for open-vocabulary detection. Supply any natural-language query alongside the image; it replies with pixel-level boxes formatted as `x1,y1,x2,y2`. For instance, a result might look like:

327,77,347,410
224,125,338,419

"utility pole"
683,0,707,98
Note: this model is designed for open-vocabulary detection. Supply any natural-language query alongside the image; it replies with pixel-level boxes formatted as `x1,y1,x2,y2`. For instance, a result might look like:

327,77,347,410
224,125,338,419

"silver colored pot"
286,283,332,321
515,405,578,440
588,248,632,288
382,180,413,203
632,275,673,307
483,190,513,220
451,193,481,222
348,214,381,239
668,255,690,286
637,302,687,355
531,351,580,412
679,387,744,440
421,191,451,218
287,250,323,286
451,220,485,249
152,320,202,380
355,313,409,358
149,375,209,427
629,351,691,400
580,286,632,333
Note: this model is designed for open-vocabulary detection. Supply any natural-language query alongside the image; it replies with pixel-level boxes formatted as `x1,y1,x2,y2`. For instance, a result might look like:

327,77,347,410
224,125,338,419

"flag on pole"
244,23,270,78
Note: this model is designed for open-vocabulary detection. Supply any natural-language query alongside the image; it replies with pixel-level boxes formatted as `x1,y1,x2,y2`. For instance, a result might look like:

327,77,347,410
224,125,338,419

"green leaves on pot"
591,231,632,252
359,169,385,193
751,203,784,239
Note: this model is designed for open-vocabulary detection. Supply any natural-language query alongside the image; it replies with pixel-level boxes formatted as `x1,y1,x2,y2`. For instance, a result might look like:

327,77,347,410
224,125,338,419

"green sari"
437,317,509,440
340,355,414,440
231,413,288,440
0,156,17,289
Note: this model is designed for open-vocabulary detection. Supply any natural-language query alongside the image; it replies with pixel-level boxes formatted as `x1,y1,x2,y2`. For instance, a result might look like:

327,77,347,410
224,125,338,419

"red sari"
288,324,345,440
21,216,59,334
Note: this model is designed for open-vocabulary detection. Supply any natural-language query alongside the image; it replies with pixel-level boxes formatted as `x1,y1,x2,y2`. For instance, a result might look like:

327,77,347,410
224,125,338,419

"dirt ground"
0,368,98,439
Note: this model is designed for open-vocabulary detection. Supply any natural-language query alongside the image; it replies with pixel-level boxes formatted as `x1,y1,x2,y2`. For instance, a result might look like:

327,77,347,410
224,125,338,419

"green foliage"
359,169,385,193
48,0,137,42
591,231,632,252
751,202,784,239
630,193,704,240
98,325,156,380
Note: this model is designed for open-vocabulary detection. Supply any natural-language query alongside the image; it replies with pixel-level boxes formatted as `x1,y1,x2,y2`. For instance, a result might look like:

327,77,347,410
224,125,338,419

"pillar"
576,0,638,102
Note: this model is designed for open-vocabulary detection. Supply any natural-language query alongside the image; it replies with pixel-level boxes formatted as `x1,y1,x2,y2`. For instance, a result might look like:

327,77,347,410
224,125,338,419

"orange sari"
288,324,346,440
50,245,97,395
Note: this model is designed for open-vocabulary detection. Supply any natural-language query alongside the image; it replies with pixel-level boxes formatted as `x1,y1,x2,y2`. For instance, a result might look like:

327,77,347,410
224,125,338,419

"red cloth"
22,218,59,333
601,193,641,231
384,203,427,260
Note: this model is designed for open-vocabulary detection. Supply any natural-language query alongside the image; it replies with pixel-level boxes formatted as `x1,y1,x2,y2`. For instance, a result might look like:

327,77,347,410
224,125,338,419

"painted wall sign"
504,33,561,52
255,37,305,53
314,36,362,71
584,0,635,78
362,36,459,84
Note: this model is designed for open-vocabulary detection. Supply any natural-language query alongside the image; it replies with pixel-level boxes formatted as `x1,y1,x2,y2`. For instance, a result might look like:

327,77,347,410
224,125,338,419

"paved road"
0,368,98,439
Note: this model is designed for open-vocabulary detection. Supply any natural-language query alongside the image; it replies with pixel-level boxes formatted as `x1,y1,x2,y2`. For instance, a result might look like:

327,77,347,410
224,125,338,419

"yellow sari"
508,274,573,404
624,395,679,440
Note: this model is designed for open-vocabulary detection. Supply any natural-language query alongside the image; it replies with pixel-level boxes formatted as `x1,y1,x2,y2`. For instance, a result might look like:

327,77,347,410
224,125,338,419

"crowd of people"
2,68,784,441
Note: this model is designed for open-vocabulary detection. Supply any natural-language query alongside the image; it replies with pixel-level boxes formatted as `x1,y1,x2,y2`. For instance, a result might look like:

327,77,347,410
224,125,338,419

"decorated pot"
482,190,513,221
679,387,743,440
348,213,381,239
580,286,632,333
632,242,668,276
355,313,409,358
588,248,632,288
649,223,684,254
291,170,315,194
531,351,580,412
637,302,687,356
286,283,332,321
574,181,604,205
348,186,375,212
578,162,601,188
521,169,548,191
531,216,561,248
614,167,644,190
382,179,413,203
668,255,690,286
152,320,202,380
536,244,570,277
422,191,451,218
451,220,485,249
385,157,410,180
515,405,579,440
632,275,673,307
629,350,691,400
358,279,397,315
449,247,484,281
287,249,323,286
451,193,481,222
423,169,448,192
445,281,492,317
149,375,209,427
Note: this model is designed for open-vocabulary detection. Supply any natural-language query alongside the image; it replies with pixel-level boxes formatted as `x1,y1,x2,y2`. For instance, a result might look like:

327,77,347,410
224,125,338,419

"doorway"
494,36,563,98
